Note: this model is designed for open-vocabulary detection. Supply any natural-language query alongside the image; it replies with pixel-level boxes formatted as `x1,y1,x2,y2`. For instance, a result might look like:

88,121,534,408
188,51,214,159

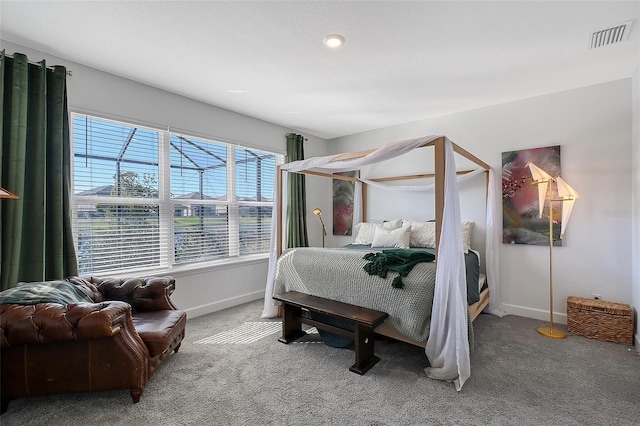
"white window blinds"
72,113,282,274
235,147,278,255
170,134,229,264
73,115,166,274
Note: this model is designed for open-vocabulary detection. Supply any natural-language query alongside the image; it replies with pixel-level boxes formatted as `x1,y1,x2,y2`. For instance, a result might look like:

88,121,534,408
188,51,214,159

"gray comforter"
274,247,437,342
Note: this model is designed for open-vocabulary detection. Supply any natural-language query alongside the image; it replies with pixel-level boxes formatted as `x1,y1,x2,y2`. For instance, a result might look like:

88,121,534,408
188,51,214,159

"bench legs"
350,324,380,375
1,398,10,414
278,305,307,344
278,303,380,375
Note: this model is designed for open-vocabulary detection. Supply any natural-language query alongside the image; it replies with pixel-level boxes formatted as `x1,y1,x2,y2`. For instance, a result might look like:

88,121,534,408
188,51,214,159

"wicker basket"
566,296,634,345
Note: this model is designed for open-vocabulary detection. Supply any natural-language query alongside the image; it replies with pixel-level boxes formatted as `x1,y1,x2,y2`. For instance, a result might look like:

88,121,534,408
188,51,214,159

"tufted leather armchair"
0,276,186,413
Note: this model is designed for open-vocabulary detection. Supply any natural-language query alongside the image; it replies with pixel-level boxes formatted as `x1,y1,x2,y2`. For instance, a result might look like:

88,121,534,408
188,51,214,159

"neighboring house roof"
237,196,273,202
76,185,114,196
172,192,217,200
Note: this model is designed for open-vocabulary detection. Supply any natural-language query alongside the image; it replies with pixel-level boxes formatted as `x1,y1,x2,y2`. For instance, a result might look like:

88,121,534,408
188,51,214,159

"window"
72,114,282,274
235,146,278,255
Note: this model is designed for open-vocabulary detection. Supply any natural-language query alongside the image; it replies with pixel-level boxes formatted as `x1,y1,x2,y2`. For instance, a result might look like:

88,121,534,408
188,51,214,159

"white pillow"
402,220,474,252
381,219,402,229
353,220,402,245
371,225,411,248
461,221,474,253
403,220,436,248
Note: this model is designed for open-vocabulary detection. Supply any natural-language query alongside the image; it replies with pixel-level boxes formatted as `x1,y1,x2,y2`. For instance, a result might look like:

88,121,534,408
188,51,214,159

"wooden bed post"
434,138,445,252
275,165,284,318
362,182,368,223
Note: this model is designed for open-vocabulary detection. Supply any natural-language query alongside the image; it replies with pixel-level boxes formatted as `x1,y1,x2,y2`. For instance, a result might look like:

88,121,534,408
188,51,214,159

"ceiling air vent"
590,20,634,49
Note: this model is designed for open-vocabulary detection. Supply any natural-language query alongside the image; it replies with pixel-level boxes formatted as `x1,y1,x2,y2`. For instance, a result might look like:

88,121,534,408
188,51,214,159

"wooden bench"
273,291,389,375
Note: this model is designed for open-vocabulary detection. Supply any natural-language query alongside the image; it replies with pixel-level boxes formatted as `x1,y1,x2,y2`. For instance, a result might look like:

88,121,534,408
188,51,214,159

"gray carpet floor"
2,299,639,425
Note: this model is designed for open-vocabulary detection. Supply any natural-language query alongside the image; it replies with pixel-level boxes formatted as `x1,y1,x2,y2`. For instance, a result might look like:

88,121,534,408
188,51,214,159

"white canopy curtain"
423,139,469,390
261,135,502,390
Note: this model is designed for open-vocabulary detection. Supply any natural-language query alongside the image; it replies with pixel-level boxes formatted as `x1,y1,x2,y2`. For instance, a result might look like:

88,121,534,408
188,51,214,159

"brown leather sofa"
0,276,186,413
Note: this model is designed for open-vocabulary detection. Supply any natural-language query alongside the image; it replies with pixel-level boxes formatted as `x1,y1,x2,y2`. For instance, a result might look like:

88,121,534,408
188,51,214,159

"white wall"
632,64,640,351
326,80,634,324
2,40,329,318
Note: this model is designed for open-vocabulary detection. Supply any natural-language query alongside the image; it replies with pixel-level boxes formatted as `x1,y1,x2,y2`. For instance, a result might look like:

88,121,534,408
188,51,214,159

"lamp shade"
526,162,553,218
0,187,18,199
555,177,580,237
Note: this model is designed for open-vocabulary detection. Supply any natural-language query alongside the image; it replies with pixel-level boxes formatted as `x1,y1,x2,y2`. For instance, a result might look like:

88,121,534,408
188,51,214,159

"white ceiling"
1,1,638,139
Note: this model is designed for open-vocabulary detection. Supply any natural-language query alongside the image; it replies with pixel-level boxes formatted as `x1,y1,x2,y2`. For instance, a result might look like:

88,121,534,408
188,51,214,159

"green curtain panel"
0,52,78,290
286,133,309,248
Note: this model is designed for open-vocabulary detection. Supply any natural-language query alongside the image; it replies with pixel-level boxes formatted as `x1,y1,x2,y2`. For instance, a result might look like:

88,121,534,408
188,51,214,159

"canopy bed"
262,135,501,391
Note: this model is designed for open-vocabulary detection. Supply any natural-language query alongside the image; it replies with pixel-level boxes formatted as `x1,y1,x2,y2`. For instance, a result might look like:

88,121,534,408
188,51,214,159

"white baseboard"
184,290,265,319
501,303,568,325
635,334,640,353
186,299,572,323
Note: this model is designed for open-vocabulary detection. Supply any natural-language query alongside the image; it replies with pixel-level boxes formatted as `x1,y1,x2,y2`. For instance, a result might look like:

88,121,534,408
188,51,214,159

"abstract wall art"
333,171,358,236
502,145,562,246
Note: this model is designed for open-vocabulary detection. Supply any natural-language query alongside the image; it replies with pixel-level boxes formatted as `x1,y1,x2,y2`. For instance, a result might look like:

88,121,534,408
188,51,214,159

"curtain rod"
1,51,73,76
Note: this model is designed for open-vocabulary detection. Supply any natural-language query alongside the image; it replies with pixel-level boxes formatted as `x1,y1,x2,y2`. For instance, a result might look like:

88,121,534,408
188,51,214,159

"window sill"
93,253,270,279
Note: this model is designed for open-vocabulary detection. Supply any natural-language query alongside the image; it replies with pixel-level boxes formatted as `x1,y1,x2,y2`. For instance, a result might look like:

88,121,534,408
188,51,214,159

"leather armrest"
85,276,178,312
0,301,135,347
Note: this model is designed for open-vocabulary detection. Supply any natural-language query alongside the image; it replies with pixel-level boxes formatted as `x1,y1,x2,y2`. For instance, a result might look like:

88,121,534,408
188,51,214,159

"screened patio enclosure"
72,114,280,274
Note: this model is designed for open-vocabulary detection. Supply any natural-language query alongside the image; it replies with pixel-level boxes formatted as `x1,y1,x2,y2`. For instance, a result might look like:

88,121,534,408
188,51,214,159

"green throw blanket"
0,280,94,305
363,249,436,288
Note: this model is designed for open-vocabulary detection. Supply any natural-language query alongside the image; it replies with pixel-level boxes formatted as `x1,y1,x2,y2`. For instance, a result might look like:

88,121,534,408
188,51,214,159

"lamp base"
537,326,567,339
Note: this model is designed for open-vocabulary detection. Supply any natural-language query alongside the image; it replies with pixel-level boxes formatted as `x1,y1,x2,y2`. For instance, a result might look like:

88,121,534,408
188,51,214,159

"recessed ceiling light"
323,34,345,49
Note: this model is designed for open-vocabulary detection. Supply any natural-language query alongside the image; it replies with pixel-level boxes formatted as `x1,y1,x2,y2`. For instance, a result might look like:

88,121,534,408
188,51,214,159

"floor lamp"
313,208,326,248
526,163,580,339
